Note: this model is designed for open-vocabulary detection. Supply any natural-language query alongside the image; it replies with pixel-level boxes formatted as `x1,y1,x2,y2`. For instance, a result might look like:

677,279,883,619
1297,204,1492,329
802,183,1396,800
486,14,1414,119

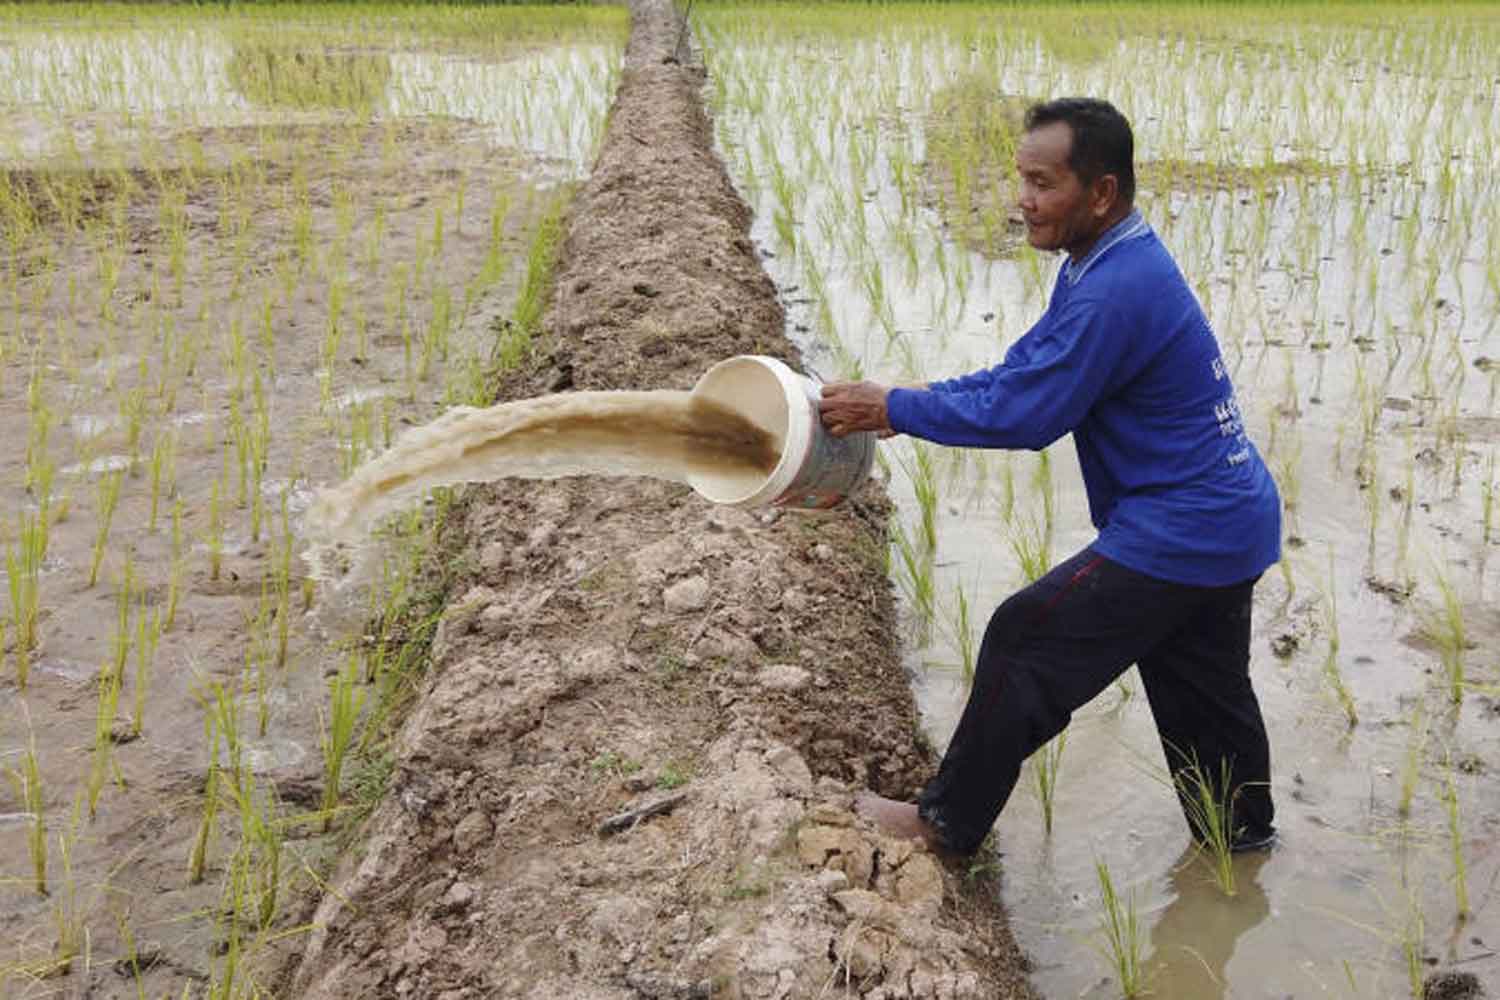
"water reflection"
226,44,392,113
0,31,618,173
1143,847,1272,999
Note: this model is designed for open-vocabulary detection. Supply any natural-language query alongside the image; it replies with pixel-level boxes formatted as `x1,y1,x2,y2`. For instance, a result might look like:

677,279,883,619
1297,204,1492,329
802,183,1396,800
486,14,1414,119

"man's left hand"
818,381,893,438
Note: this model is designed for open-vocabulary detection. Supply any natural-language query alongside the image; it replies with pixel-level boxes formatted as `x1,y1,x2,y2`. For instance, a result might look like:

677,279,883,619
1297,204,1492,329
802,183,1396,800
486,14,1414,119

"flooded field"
702,4,1500,997
0,5,623,994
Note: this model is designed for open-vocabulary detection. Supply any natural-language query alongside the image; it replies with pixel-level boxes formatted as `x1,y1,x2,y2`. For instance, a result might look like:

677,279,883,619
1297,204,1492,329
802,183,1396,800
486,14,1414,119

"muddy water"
705,13,1500,998
0,31,617,174
306,390,780,546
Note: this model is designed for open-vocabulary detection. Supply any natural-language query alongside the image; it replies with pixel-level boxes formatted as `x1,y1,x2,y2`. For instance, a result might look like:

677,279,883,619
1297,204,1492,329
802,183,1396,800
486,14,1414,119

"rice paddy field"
3,1,1500,999
0,4,624,995
699,3,1500,997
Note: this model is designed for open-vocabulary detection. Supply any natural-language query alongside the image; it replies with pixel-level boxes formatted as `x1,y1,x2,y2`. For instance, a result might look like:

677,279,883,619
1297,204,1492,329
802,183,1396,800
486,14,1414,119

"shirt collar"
1061,209,1150,287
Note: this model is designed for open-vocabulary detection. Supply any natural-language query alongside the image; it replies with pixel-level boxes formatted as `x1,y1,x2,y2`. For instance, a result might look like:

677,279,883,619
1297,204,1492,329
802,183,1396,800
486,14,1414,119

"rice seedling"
272,502,294,669
4,720,47,896
206,473,224,583
1093,859,1147,998
6,511,44,688
1172,751,1239,896
1437,755,1470,922
419,284,452,382
219,766,286,934
320,275,345,380
942,582,978,684
998,452,1016,524
230,409,252,513
891,520,935,641
291,184,314,277
1007,510,1052,584
147,429,177,533
209,849,247,1000
1321,547,1356,727
86,655,124,819
768,158,799,256
1401,890,1425,999
30,453,56,559
363,198,389,273
248,374,271,544
897,441,939,552
112,906,148,999
186,701,220,890
110,549,135,683
164,498,185,632
500,196,565,370
24,382,55,499
1420,563,1467,705
342,400,376,476
1275,420,1304,540
247,590,273,738
120,381,148,471
1032,729,1067,836
189,679,243,885
320,654,367,831
49,809,83,977
87,468,123,588
130,600,160,739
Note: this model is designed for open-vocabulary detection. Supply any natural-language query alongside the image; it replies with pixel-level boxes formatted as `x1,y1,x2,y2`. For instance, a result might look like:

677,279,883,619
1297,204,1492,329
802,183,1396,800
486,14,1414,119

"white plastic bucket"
688,355,875,510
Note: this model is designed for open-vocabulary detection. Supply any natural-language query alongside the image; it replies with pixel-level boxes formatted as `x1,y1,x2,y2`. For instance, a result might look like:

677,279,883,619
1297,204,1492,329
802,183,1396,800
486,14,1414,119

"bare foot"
854,791,946,852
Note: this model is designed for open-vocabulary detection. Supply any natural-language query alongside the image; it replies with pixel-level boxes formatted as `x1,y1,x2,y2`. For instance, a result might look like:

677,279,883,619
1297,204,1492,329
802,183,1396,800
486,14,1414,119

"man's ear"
1091,174,1119,219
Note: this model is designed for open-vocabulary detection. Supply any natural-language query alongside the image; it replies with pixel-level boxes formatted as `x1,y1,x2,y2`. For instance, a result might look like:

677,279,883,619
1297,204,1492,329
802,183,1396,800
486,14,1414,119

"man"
818,97,1280,856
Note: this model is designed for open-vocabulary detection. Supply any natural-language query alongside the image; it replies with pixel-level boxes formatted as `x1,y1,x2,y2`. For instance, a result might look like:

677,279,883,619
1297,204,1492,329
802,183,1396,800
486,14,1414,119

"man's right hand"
818,381,930,438
818,381,892,438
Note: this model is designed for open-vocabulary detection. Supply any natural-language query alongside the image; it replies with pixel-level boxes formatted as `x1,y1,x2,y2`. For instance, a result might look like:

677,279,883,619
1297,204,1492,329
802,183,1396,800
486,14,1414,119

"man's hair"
1024,98,1136,205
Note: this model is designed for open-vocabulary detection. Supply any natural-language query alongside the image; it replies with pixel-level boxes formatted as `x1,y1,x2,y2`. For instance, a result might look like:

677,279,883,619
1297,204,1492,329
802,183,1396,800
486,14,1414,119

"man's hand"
818,381,894,438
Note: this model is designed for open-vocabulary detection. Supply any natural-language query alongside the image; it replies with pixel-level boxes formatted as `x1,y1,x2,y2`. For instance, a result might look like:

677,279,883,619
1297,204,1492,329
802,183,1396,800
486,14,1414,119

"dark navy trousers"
918,548,1275,855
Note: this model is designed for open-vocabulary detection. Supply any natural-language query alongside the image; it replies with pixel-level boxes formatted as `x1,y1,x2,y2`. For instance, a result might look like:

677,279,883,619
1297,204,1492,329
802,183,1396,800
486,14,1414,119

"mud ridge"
283,1,1038,997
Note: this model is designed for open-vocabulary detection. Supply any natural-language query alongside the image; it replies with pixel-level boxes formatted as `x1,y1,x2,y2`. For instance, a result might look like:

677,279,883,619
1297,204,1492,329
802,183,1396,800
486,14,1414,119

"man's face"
1015,120,1104,256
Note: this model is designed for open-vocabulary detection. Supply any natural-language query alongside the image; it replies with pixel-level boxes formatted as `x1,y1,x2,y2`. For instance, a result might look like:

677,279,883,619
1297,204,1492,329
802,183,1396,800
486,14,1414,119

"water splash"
303,389,779,577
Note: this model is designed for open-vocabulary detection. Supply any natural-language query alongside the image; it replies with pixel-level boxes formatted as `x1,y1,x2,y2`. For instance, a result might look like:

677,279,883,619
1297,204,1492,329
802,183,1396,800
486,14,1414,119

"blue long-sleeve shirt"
887,211,1281,586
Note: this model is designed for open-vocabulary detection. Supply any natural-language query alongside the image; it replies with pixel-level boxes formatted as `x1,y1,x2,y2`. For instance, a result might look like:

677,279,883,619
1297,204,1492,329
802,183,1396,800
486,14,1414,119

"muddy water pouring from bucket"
304,356,875,571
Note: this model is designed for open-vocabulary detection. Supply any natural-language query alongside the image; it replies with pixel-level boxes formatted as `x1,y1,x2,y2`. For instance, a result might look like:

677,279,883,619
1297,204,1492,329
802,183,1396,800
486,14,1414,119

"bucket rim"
689,355,811,508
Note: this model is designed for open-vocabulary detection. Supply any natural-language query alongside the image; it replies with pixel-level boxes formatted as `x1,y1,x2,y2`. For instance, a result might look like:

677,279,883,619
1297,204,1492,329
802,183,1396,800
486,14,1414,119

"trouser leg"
1137,579,1275,847
917,549,1200,855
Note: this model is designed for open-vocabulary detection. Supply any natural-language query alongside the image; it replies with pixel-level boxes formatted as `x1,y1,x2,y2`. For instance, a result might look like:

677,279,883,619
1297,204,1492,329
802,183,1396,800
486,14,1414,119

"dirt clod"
664,574,711,613
758,662,812,691
1425,971,1486,1000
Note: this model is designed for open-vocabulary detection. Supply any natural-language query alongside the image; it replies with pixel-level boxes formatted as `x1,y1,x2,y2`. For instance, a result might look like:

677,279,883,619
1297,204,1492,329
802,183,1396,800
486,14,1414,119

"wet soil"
0,114,553,995
278,2,1038,998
